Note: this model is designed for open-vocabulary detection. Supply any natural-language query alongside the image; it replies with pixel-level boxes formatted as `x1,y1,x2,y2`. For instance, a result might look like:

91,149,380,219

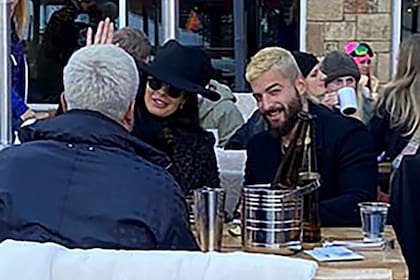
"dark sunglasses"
147,77,184,99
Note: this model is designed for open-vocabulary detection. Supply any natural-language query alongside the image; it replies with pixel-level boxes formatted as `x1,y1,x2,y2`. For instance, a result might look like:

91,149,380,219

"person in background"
199,79,244,147
112,27,151,63
244,47,377,226
132,40,220,195
225,51,326,150
1,44,197,250
10,0,36,131
321,51,374,124
345,41,379,100
293,51,327,102
36,0,101,103
369,34,420,162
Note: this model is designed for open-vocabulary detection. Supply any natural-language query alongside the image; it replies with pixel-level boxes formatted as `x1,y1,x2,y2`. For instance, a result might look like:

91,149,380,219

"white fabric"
233,93,257,121
215,149,247,216
0,239,317,280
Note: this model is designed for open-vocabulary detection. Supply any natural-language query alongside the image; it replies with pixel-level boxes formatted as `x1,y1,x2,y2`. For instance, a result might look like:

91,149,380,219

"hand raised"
86,17,114,46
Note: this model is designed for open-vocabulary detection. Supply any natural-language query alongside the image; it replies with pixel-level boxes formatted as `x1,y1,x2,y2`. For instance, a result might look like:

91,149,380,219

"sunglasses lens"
148,77,183,99
148,78,162,91
168,89,182,99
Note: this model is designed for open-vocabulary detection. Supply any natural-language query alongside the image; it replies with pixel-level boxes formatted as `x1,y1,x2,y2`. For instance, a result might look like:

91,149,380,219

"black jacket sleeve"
368,113,411,161
162,196,199,251
368,115,388,158
225,110,267,150
320,124,377,226
244,147,257,185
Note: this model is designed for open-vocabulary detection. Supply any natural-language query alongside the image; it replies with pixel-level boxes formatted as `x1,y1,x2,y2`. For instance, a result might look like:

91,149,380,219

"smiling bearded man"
244,46,378,227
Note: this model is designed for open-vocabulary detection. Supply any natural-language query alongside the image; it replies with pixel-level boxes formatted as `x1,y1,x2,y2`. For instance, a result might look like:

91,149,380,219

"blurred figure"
0,45,197,250
225,51,326,150
345,41,379,97
199,80,244,147
321,51,374,124
369,34,420,162
36,0,100,103
10,0,35,131
112,27,151,62
132,40,220,195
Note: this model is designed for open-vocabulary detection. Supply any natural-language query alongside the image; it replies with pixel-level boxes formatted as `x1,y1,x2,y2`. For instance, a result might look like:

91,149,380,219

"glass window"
258,0,299,50
26,0,119,104
127,0,160,52
402,0,420,40
178,0,235,87
246,0,299,56
125,0,301,90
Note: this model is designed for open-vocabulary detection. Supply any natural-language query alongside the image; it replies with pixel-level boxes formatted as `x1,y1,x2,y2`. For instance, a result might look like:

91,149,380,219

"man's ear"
60,93,68,112
123,101,135,130
295,76,306,96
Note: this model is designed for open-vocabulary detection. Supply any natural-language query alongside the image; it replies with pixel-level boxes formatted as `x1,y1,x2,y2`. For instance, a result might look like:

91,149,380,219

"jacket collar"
18,110,171,168
308,101,325,152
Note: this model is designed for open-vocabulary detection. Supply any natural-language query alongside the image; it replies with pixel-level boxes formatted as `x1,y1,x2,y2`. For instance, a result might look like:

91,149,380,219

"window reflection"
178,0,234,87
127,0,160,52
26,0,118,104
258,0,299,50
402,0,420,39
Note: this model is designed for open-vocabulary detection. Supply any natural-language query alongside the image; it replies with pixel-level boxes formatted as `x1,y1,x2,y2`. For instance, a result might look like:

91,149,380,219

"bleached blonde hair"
63,45,139,122
246,47,302,83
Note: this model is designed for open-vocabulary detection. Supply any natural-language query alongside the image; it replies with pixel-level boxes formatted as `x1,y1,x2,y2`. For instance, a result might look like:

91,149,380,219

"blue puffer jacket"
11,21,29,131
0,110,198,250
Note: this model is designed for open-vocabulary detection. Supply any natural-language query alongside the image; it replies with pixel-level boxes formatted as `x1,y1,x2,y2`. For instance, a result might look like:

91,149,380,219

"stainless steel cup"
193,187,225,252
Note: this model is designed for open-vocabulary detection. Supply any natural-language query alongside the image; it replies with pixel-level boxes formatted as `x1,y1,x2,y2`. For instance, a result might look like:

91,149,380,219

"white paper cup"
338,87,358,115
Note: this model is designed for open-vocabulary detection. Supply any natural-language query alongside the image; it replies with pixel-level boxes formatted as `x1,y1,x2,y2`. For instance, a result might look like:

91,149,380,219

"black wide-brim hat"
139,40,220,101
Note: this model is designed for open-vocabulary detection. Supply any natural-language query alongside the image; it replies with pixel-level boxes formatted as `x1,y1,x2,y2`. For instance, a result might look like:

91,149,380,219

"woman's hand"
86,17,114,46
20,109,36,122
321,91,339,109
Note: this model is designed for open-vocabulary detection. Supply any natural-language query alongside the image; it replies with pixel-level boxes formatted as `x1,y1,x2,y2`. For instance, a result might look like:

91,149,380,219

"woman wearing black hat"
132,40,220,195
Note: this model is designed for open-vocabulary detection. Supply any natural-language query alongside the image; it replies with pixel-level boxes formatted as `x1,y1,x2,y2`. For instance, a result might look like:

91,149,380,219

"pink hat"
344,42,374,65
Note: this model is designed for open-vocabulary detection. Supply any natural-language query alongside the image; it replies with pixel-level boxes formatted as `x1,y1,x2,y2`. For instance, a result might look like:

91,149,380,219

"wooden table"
222,226,408,280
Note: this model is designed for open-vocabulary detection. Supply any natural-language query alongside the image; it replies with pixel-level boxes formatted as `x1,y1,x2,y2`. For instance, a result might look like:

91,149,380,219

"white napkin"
0,239,318,280
305,246,364,262
215,148,247,172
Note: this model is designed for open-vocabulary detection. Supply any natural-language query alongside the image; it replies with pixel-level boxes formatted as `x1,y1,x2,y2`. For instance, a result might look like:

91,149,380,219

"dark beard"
268,88,302,139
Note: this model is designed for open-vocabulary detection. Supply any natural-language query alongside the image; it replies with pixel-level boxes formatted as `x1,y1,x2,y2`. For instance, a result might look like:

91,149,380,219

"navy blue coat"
0,110,198,250
245,103,377,226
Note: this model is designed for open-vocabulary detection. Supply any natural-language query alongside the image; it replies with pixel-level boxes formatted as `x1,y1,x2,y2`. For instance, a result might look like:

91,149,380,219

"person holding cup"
320,51,375,124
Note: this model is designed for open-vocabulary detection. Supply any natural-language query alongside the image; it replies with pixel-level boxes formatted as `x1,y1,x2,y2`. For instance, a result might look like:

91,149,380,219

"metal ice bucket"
241,181,320,255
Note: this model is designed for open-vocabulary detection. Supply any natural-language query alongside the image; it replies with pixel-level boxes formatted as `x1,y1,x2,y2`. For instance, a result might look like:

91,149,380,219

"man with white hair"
0,45,197,250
